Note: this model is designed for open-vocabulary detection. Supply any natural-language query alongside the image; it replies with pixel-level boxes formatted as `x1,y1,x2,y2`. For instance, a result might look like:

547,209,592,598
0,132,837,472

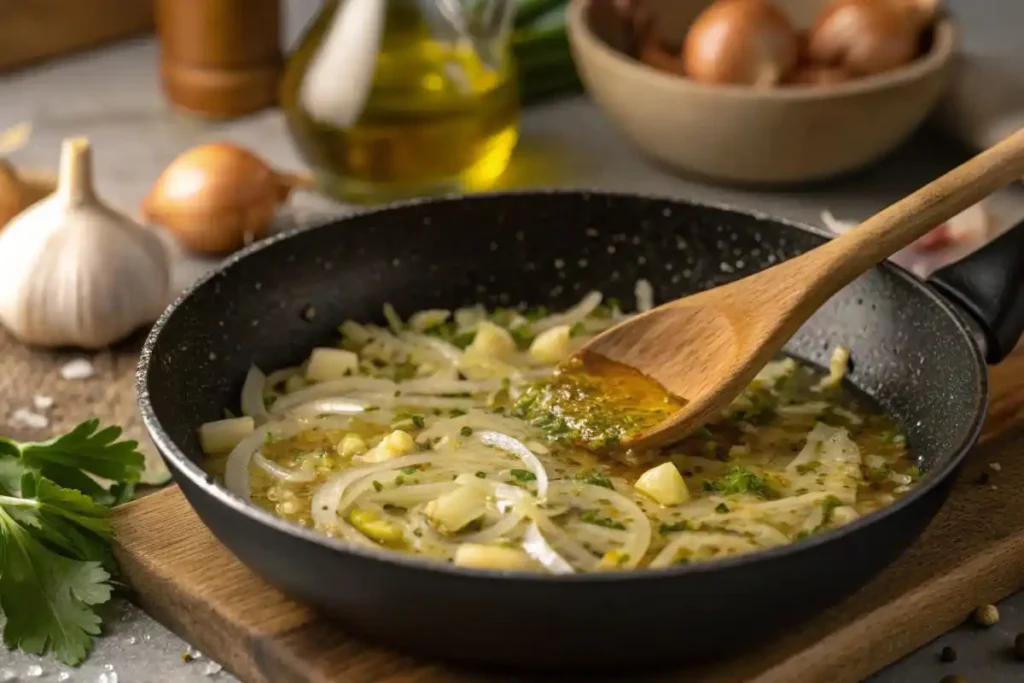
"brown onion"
143,142,314,254
638,32,687,76
683,0,799,87
807,0,920,76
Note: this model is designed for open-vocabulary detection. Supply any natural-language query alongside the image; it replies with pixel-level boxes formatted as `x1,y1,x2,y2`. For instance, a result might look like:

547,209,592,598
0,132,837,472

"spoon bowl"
577,127,1024,449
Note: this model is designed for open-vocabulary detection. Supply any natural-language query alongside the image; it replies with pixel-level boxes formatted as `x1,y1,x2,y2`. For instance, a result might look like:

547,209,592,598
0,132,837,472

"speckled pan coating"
137,190,986,670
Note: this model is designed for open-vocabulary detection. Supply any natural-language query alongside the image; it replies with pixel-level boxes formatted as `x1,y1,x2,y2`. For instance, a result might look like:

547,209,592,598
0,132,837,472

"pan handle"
929,220,1024,364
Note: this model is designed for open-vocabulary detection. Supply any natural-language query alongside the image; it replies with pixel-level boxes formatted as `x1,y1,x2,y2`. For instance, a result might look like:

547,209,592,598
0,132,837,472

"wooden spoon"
577,127,1024,450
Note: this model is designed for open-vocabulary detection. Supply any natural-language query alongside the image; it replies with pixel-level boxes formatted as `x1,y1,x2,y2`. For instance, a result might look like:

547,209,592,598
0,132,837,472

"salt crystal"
11,408,48,429
24,664,43,677
103,665,113,672
60,359,95,380
126,636,137,645
989,462,1002,472
202,662,223,676
97,673,118,683
58,674,71,682
32,394,54,411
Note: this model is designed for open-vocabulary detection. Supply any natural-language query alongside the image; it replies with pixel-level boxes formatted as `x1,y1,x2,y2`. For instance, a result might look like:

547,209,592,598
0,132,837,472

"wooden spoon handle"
801,126,1024,289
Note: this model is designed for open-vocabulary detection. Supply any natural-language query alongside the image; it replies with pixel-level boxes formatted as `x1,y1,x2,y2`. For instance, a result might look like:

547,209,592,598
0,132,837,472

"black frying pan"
137,191,1024,671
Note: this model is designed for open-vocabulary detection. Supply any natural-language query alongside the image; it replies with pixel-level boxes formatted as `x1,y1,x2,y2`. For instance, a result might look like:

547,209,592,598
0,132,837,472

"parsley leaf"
703,465,780,500
0,420,144,665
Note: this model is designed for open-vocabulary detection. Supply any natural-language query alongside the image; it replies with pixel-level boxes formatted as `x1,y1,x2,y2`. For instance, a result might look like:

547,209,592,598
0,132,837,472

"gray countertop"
3,1,1024,681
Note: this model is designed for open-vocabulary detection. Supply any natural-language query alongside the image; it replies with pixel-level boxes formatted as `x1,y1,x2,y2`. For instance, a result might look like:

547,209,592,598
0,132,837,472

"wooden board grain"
0,0,154,74
5,327,1024,683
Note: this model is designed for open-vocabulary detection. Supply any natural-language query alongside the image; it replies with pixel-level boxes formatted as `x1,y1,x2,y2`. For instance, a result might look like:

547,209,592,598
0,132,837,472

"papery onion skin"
807,0,920,77
683,0,799,87
143,142,289,254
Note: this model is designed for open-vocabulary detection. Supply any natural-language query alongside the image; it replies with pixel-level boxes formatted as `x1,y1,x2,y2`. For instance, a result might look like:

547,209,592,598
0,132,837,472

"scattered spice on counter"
938,645,957,663
973,604,999,627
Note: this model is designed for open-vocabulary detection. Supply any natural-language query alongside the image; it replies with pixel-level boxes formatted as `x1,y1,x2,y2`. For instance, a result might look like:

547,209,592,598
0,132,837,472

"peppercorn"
938,645,957,663
973,604,999,627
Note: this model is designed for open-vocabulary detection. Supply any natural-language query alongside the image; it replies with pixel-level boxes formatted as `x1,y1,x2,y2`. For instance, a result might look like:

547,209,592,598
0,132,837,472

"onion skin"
683,0,799,87
807,0,920,77
638,33,687,76
143,142,291,254
784,64,851,86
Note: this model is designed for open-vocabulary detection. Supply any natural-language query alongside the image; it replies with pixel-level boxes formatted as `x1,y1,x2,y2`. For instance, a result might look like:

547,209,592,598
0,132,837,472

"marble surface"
3,0,1024,681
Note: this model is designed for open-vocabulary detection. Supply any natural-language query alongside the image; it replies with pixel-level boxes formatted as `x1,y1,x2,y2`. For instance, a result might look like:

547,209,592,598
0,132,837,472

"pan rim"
136,188,988,585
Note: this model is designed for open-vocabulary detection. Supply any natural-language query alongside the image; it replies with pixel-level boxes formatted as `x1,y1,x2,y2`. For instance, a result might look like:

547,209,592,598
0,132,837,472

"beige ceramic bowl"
566,0,956,184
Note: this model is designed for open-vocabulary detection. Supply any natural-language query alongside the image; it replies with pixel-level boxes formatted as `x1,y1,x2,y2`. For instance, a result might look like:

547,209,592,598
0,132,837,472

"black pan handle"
929,220,1024,364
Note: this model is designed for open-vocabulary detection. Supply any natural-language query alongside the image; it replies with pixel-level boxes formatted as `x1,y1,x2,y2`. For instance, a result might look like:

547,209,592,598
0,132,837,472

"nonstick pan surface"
139,190,1016,670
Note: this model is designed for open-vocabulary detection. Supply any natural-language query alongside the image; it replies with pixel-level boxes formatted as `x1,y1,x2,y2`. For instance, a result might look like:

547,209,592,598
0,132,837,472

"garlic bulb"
0,138,170,349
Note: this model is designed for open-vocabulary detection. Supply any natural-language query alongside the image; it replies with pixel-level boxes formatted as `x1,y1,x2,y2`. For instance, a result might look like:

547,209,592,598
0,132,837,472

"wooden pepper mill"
156,0,283,119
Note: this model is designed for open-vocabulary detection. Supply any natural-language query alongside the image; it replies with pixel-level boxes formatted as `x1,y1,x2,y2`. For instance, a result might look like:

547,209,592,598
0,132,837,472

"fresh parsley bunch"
0,419,144,665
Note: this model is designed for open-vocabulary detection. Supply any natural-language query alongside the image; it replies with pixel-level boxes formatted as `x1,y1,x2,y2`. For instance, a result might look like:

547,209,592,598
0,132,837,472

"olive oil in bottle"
281,0,520,203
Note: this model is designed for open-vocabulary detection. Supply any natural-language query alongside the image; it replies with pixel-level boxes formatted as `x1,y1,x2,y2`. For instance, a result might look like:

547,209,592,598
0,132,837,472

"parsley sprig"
0,419,144,666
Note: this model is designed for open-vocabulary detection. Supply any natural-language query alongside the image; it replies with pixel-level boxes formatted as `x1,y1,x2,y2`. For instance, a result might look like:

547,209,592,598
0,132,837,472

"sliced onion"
549,482,652,569
396,376,505,395
270,377,398,413
650,531,759,569
398,331,464,365
284,398,387,419
522,522,574,574
265,367,301,391
530,291,602,333
477,431,549,497
224,420,306,500
521,503,599,571
252,451,317,483
459,509,525,543
240,366,270,424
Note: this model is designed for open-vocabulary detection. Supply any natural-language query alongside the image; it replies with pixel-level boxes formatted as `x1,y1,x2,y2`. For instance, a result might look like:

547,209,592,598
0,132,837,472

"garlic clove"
0,138,171,349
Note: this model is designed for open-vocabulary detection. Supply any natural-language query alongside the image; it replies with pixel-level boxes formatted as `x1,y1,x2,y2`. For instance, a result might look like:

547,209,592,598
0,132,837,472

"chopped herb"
393,390,401,398
413,528,423,538
460,426,474,437
574,470,613,489
372,480,384,492
475,471,487,479
580,509,626,530
659,521,688,535
569,322,586,337
401,466,420,475
704,466,780,500
364,405,380,412
715,503,729,514
907,464,922,481
819,495,842,528
796,461,821,475
864,463,891,483
694,426,714,440
453,331,476,349
449,408,467,417
795,530,810,540
264,432,275,444
383,504,407,514
510,325,534,349
394,476,405,486
509,469,537,482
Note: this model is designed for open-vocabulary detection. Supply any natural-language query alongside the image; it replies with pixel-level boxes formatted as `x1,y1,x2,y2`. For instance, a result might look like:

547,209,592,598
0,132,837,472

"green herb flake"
372,480,384,493
460,426,474,437
401,466,420,475
580,509,627,530
574,470,613,489
475,471,487,479
704,465,780,500
659,521,688,535
715,503,729,514
796,461,821,475
509,469,537,482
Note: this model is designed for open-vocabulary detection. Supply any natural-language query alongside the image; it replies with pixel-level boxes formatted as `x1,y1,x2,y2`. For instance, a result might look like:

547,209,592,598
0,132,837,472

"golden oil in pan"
281,0,520,204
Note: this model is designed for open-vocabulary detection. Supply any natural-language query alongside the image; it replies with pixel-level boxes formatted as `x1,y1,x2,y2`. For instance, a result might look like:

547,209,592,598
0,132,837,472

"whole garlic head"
0,138,170,349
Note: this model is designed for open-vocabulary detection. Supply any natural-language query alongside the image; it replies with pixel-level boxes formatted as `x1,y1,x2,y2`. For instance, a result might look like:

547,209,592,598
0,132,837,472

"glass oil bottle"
281,0,520,203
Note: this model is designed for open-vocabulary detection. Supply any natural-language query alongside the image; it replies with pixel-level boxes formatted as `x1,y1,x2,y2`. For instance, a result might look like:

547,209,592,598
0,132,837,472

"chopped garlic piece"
454,544,536,571
425,485,488,533
348,508,403,544
198,416,255,454
529,325,573,364
817,346,850,390
305,347,359,382
466,321,516,360
635,462,689,506
32,395,54,411
408,309,451,332
360,430,416,463
338,433,367,458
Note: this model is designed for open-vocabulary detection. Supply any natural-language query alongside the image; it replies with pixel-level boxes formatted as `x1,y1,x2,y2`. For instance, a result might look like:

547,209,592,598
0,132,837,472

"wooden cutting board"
4,328,1024,683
